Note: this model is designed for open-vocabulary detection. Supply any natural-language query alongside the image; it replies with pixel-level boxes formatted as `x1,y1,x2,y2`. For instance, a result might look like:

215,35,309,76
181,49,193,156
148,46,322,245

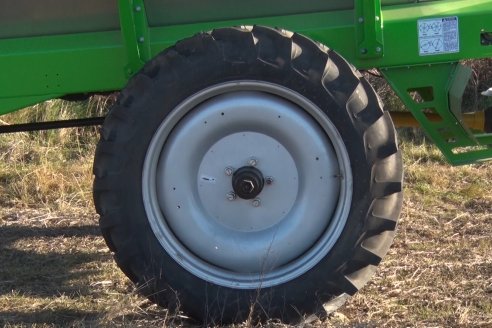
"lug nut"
252,199,261,207
226,192,237,201
225,167,234,176
265,176,274,185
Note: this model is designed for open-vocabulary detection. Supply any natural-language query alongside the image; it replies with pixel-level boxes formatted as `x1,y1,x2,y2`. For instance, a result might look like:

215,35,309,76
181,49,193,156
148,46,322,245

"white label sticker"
418,17,459,56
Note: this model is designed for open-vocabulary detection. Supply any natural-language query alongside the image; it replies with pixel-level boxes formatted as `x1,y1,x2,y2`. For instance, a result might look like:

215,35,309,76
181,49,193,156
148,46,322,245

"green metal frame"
119,0,151,76
383,63,492,165
0,0,491,164
355,0,384,59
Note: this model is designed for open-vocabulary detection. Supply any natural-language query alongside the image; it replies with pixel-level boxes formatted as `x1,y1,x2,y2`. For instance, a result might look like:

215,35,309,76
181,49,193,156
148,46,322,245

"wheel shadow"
0,220,111,325
0,224,107,298
0,308,99,326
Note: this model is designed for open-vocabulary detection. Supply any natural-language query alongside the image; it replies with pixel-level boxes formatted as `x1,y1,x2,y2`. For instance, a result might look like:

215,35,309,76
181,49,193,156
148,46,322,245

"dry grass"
0,104,491,327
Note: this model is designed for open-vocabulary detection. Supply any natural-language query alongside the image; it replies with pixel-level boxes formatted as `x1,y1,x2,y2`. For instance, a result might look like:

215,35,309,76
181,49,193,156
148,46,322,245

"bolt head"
376,47,382,53
135,5,142,12
358,17,364,23
252,199,261,207
138,36,145,43
225,167,234,176
265,177,274,185
248,158,258,166
226,192,236,201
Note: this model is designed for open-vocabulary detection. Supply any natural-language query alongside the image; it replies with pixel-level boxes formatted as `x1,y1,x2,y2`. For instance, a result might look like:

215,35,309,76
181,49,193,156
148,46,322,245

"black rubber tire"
93,26,403,324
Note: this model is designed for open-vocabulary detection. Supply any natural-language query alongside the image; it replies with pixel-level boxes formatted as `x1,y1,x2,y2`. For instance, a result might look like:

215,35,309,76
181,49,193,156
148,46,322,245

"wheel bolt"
252,198,261,207
265,176,274,185
248,158,258,167
226,192,237,201
225,167,234,176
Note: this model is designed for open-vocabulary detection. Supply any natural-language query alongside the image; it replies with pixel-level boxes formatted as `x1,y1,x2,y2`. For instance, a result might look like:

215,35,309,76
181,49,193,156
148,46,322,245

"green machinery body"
0,0,491,164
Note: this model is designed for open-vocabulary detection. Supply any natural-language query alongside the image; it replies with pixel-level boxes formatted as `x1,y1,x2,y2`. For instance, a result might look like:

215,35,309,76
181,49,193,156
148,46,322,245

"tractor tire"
93,26,403,324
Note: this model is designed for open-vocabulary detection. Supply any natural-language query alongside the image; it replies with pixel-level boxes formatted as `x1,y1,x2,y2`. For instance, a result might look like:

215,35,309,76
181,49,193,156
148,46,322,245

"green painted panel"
144,0,443,27
144,0,353,27
0,31,127,98
0,1,119,39
0,0,442,39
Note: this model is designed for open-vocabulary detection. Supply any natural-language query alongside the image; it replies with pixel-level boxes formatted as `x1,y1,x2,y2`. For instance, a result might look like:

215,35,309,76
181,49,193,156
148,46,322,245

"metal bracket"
355,0,384,59
449,64,472,121
383,63,492,165
118,0,151,76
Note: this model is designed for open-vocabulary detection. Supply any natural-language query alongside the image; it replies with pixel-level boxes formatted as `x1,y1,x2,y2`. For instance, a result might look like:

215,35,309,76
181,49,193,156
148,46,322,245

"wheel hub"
232,166,265,199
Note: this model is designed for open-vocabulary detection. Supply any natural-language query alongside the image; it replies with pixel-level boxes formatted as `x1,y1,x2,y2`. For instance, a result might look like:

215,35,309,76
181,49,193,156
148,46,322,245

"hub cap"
232,166,264,200
142,81,352,289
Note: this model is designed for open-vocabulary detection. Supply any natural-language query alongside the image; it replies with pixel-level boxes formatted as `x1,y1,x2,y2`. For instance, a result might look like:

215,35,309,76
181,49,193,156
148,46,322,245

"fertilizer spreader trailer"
0,0,491,323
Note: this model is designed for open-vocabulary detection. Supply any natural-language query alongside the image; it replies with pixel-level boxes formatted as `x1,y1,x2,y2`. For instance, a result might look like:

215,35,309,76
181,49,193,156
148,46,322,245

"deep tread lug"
337,276,360,295
352,245,383,266
212,27,257,64
344,265,378,293
372,181,403,198
291,33,329,81
253,25,292,68
367,215,398,234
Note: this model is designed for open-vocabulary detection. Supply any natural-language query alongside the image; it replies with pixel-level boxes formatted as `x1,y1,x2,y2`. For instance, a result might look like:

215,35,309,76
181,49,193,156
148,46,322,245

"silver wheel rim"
143,81,353,289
